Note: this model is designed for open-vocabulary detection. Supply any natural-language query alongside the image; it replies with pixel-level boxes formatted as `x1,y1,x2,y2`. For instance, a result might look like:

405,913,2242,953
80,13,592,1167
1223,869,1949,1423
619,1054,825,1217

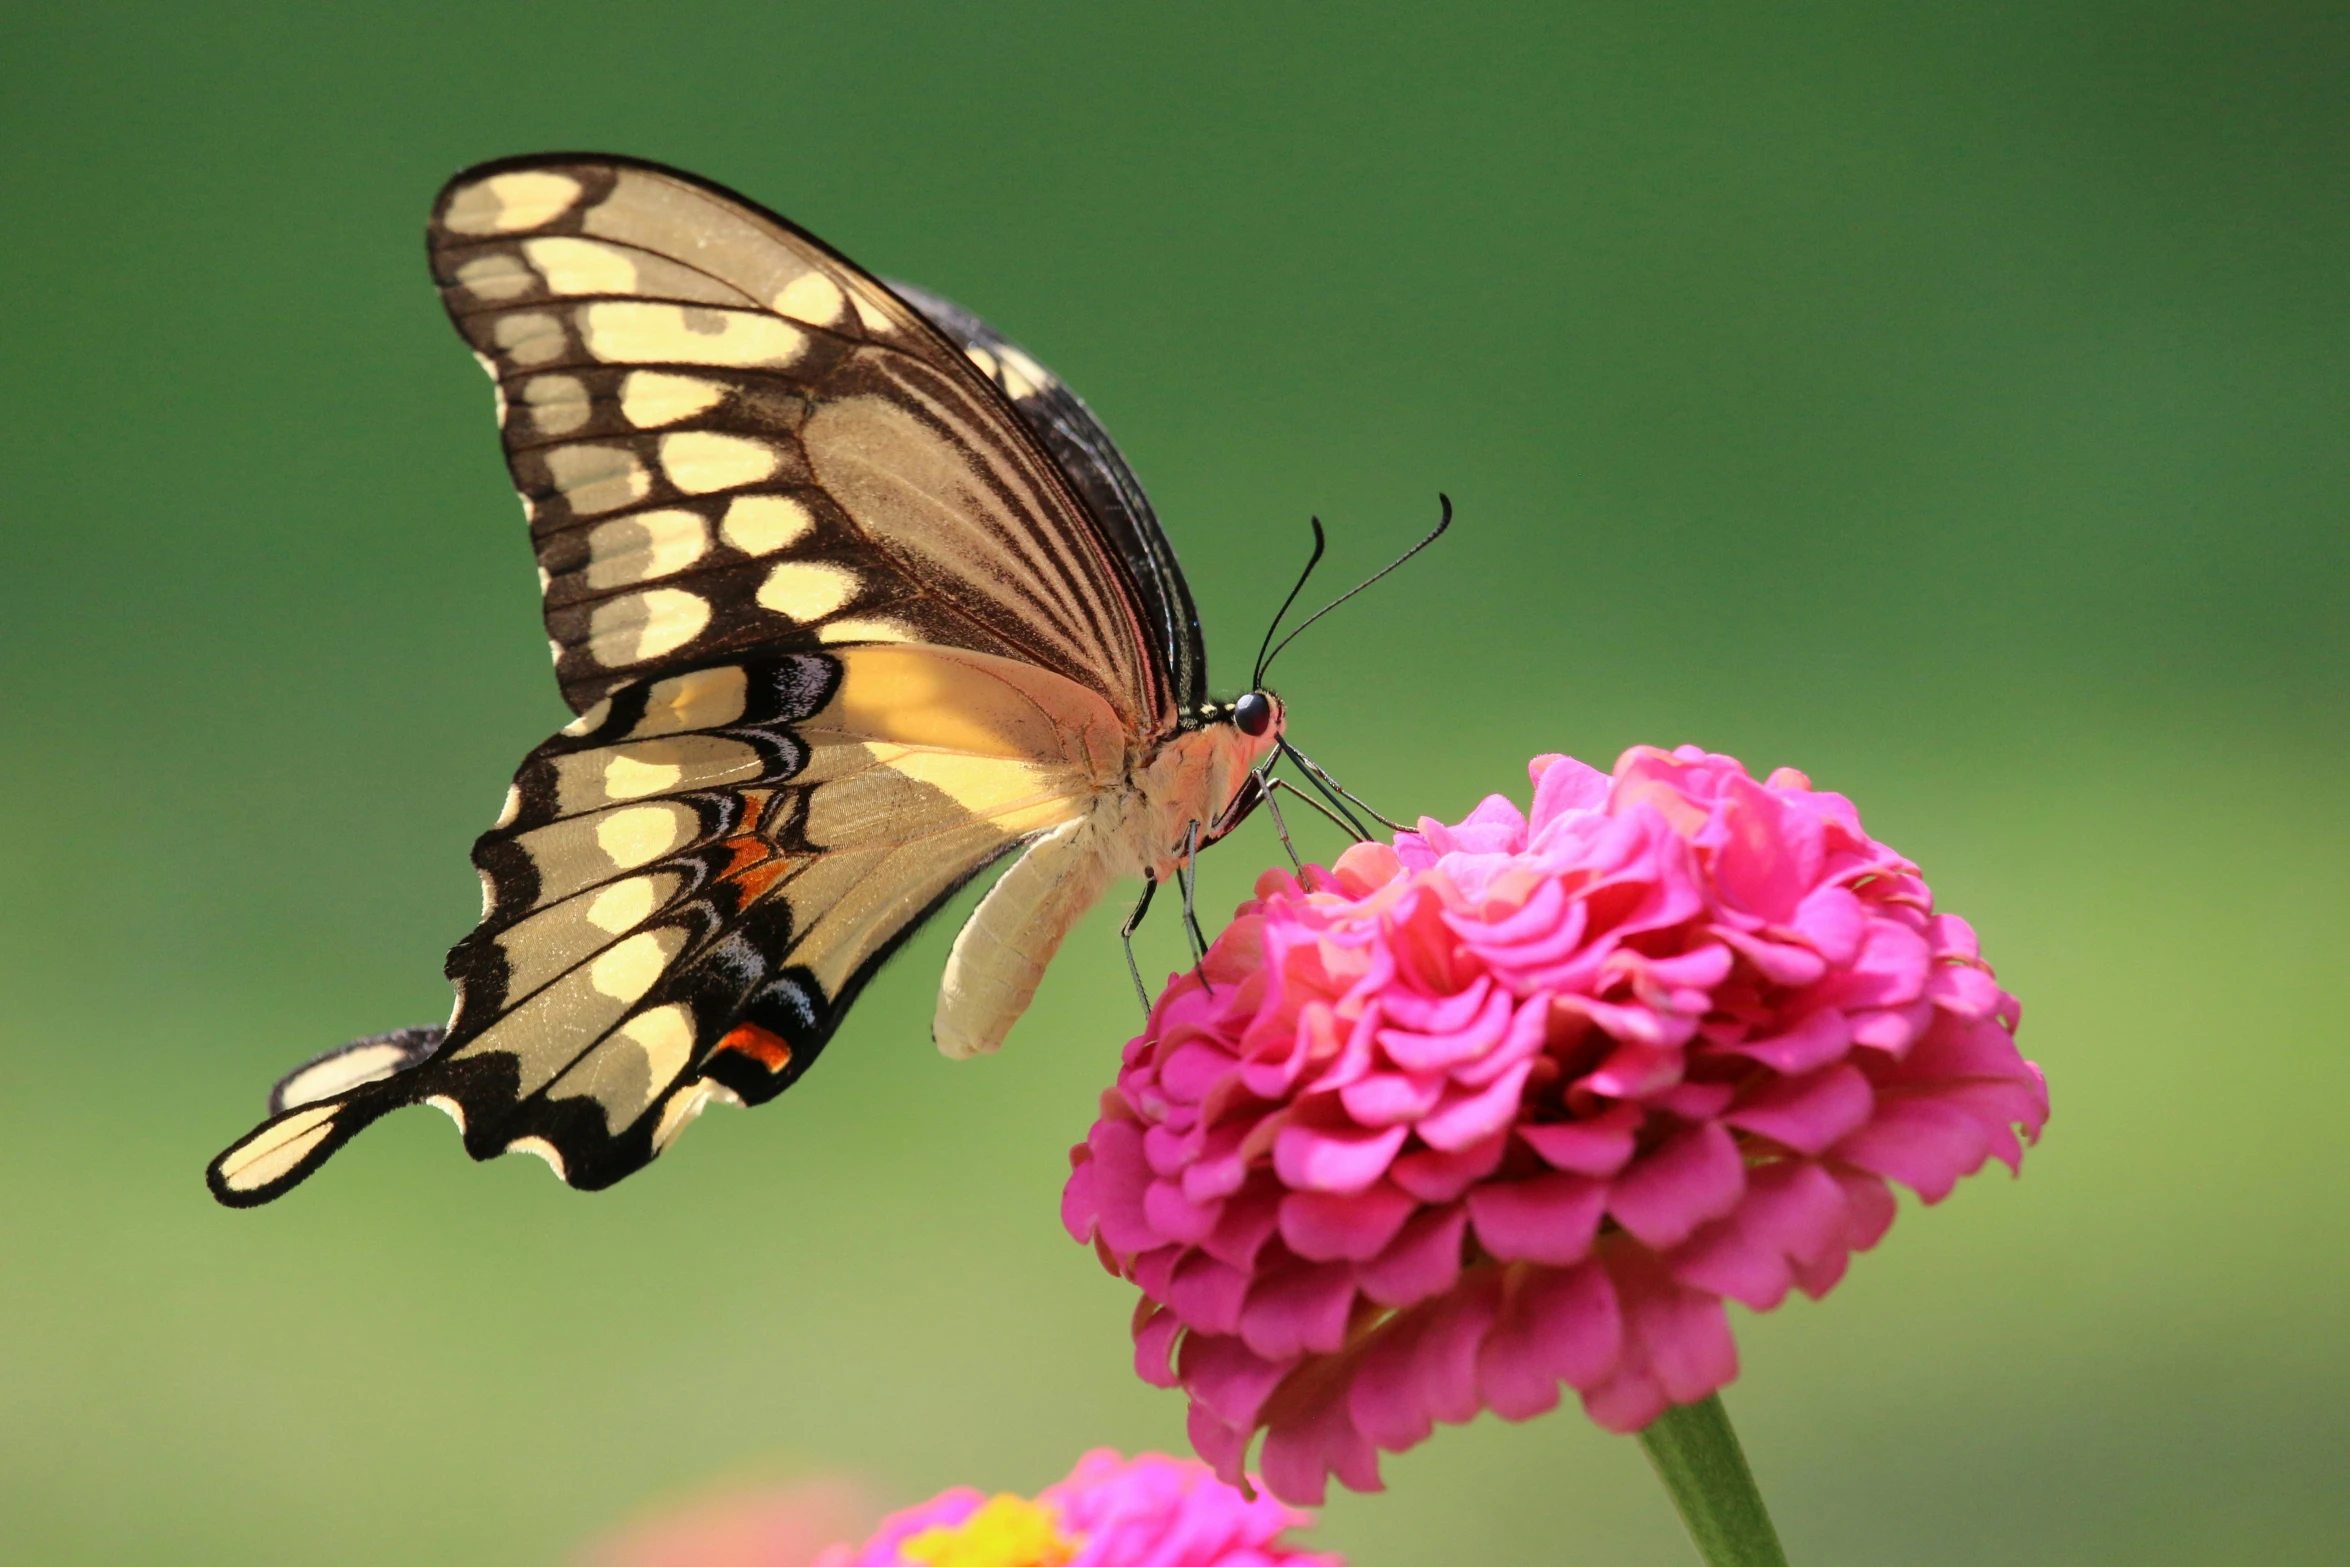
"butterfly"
209,155,1444,1208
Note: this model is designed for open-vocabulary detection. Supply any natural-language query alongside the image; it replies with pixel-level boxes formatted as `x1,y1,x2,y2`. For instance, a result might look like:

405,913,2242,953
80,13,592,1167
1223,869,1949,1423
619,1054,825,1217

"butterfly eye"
1232,690,1275,737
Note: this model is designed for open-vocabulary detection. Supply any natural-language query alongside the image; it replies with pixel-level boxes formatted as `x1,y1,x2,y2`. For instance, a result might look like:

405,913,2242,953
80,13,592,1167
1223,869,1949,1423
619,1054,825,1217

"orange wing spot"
715,1022,793,1073
716,835,771,880
710,794,795,908
727,856,796,904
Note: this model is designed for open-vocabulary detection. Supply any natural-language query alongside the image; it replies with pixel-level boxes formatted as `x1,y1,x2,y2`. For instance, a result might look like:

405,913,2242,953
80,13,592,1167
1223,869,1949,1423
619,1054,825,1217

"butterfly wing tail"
207,1025,448,1207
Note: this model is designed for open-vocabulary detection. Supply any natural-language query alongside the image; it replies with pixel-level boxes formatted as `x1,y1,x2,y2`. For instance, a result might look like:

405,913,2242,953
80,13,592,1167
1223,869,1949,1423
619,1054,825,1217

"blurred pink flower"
581,1476,880,1567
1064,746,2048,1504
817,1450,1338,1567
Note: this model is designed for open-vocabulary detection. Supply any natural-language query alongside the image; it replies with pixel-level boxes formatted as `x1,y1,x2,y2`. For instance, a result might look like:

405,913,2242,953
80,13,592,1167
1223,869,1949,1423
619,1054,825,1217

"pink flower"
579,1477,880,1567
1063,746,2048,1505
816,1450,1338,1567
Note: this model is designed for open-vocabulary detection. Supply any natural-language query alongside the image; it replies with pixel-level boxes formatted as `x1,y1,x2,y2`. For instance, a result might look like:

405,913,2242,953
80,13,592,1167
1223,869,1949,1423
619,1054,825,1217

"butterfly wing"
208,156,1190,1206
888,281,1208,720
428,154,1172,729
211,643,1128,1205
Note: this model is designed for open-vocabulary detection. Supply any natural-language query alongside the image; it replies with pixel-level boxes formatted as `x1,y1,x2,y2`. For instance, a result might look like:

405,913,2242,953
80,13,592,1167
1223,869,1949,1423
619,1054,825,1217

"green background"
4,5,2344,1563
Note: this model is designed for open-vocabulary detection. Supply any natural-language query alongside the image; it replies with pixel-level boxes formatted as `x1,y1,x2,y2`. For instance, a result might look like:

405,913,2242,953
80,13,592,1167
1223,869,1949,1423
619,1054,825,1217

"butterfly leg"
1259,775,1305,868
1178,820,1215,995
1267,775,1365,845
1178,821,1209,960
1119,874,1158,1018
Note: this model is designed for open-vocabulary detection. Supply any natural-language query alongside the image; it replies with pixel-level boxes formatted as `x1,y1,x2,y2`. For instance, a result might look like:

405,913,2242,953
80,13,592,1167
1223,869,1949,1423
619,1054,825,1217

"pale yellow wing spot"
593,801,697,869
816,616,923,645
493,311,567,366
582,509,710,592
625,1007,697,1089
848,287,898,333
619,370,726,428
719,493,816,556
659,430,780,493
444,170,583,235
217,1104,343,1195
586,588,711,665
522,236,639,295
546,1002,697,1131
995,344,1052,401
277,1042,415,1110
455,252,537,303
585,875,663,934
544,445,650,516
551,735,764,813
772,270,846,325
588,927,685,1004
520,374,592,436
581,301,806,368
755,560,860,621
493,873,683,1002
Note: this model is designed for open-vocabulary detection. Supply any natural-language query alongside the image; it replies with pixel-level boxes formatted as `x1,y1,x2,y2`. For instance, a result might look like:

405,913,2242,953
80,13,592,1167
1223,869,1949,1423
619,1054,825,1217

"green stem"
1636,1394,1791,1567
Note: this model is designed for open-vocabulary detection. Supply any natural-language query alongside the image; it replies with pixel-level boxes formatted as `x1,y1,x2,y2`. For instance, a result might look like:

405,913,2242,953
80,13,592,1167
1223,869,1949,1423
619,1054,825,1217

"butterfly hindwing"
429,155,1168,731
210,641,1125,1203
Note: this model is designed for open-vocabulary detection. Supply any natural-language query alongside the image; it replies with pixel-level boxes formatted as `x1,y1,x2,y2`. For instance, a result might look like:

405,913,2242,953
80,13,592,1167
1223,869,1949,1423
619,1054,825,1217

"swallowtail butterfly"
208,154,1322,1205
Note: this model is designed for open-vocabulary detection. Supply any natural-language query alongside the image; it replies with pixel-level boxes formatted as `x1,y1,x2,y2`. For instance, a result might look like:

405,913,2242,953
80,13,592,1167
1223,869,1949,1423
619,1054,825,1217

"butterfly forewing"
890,282,1208,718
429,157,1168,729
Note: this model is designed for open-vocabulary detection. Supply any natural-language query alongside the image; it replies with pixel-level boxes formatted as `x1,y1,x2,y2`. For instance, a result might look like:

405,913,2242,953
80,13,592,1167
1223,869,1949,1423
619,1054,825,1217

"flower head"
816,1450,1337,1567
1063,747,2048,1504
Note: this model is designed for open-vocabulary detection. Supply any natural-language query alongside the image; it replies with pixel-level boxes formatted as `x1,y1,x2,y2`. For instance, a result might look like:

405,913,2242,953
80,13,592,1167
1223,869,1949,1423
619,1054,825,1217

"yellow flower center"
897,1495,1078,1567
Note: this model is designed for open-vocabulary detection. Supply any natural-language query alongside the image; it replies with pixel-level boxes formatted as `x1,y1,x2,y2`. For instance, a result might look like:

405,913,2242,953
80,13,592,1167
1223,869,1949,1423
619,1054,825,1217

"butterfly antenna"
1252,517,1329,690
1257,494,1453,682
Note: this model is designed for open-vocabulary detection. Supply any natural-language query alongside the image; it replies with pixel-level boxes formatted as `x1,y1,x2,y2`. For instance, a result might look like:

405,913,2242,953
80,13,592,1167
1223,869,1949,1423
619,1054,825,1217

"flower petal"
1466,1173,1608,1265
1279,1181,1418,1262
1273,1121,1408,1195
1607,1122,1746,1249
1726,1064,1874,1154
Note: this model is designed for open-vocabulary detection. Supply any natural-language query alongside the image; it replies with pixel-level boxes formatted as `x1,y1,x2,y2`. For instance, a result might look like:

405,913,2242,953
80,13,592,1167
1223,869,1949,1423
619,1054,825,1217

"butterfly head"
1190,688,1285,846
1229,688,1280,740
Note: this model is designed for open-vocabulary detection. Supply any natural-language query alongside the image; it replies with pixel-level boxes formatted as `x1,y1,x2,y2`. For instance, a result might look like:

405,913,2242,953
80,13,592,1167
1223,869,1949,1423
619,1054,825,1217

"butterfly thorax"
1127,698,1284,881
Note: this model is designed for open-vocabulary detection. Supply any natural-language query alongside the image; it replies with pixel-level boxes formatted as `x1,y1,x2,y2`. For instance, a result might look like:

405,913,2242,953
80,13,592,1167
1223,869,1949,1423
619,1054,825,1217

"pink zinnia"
816,1450,1338,1567
1063,746,2048,1504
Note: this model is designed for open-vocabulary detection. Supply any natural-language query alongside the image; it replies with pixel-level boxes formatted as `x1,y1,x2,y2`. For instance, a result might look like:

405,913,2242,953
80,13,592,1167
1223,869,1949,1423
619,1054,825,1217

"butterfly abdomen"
930,713,1281,1060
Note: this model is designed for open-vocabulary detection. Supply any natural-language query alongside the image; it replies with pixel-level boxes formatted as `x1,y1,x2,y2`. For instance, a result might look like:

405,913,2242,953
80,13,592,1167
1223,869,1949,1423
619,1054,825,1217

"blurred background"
3,5,2344,1563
